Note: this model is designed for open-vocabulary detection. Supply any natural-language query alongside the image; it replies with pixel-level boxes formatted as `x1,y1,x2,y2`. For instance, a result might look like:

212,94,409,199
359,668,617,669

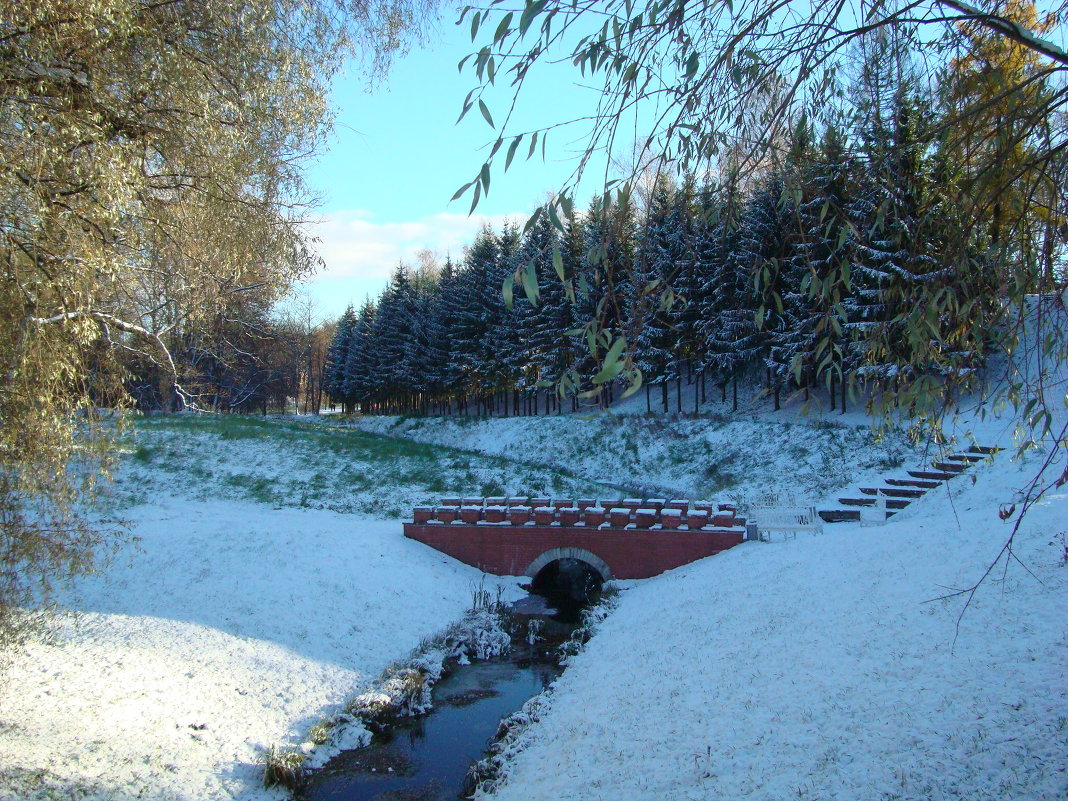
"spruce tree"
788,122,857,407
342,299,377,413
630,177,682,411
322,305,357,412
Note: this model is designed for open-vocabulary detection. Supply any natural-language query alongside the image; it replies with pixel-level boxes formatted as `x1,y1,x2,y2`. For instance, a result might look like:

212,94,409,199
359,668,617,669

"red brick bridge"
403,496,746,581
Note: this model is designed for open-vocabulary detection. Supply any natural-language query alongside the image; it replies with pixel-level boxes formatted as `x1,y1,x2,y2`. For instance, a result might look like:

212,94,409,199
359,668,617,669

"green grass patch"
125,413,612,512
225,473,276,503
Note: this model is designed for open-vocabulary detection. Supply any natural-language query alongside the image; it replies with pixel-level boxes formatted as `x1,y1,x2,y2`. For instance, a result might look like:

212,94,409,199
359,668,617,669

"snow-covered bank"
118,415,607,514
344,412,917,507
0,497,516,800
477,452,1068,801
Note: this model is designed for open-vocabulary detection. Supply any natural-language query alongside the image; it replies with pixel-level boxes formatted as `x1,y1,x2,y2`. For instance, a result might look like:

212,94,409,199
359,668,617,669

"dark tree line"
323,28,1064,417
322,117,993,416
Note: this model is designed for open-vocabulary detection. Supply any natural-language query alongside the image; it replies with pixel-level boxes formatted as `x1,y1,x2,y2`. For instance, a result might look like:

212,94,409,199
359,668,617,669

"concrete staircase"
818,445,998,523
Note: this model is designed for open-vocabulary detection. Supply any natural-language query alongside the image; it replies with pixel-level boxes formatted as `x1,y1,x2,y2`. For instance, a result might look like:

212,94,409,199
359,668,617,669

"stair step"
838,497,911,509
860,486,926,498
819,509,860,523
969,445,1000,455
886,477,940,489
947,453,984,463
932,461,968,473
908,470,959,481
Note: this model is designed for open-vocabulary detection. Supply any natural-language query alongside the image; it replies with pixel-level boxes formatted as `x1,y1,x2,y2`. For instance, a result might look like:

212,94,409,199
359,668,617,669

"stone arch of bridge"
524,547,613,583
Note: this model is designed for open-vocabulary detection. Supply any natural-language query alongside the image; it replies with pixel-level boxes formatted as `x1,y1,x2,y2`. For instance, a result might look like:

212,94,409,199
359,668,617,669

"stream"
299,590,588,801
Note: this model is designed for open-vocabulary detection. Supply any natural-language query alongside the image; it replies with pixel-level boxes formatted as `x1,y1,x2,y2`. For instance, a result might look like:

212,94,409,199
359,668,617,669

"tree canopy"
454,0,1067,487
0,0,432,645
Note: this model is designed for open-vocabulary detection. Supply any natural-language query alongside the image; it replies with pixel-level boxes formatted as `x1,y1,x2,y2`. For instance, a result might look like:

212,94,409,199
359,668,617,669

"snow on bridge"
403,497,745,581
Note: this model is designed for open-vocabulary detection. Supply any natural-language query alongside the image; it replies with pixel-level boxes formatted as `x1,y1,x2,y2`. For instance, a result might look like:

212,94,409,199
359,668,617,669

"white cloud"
308,208,519,281
295,208,523,320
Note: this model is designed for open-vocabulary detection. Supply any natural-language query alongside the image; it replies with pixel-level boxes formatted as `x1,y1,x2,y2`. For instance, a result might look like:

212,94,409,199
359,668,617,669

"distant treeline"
323,126,997,415
323,40,1062,417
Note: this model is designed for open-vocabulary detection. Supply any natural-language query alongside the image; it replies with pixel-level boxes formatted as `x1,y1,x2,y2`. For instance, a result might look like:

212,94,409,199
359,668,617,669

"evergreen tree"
452,227,502,409
427,256,462,410
788,122,857,407
741,169,800,409
342,299,377,413
666,174,709,409
848,87,946,388
520,211,582,412
371,264,418,412
322,305,356,412
630,177,684,411
697,175,758,410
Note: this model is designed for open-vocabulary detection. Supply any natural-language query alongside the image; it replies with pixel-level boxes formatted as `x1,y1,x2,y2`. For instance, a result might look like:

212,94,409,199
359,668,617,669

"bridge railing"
411,497,744,531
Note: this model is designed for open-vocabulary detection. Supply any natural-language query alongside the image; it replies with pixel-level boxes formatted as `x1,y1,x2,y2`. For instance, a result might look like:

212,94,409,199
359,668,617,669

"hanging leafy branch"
451,0,1066,437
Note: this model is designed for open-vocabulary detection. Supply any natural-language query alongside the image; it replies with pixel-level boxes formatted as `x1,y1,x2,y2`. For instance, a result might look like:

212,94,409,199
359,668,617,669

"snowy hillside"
117,414,609,514
0,401,1064,800
343,410,918,508
477,450,1067,801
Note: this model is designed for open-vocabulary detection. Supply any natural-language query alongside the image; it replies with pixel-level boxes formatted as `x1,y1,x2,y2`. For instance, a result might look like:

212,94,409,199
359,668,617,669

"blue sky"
298,16,607,320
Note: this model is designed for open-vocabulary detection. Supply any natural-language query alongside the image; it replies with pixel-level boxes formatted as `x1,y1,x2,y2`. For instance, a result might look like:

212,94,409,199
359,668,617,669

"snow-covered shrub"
382,667,432,717
307,717,333,746
261,745,306,790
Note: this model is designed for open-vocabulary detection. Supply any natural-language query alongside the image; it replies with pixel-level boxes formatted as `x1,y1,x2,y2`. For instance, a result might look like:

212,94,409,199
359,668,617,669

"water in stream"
300,583,591,801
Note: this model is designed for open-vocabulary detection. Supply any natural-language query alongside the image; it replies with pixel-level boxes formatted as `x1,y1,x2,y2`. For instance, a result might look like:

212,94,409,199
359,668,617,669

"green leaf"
478,99,494,127
519,0,548,36
480,163,491,195
502,274,514,309
456,99,473,124
592,336,627,384
450,181,473,202
505,135,522,170
547,202,564,232
527,131,538,159
470,11,481,40
522,206,543,234
592,358,626,385
494,12,513,43
684,51,699,79
560,194,574,219
620,368,643,398
552,244,564,281
521,260,539,306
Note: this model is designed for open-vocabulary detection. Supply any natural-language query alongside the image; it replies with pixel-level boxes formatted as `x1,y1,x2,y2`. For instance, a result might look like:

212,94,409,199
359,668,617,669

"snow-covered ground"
344,409,919,509
1,381,1065,799
0,424,539,801
478,450,1068,801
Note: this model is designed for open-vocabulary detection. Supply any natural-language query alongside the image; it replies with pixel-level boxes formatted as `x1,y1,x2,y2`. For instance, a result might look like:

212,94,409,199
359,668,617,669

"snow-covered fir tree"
322,305,356,412
630,176,685,412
